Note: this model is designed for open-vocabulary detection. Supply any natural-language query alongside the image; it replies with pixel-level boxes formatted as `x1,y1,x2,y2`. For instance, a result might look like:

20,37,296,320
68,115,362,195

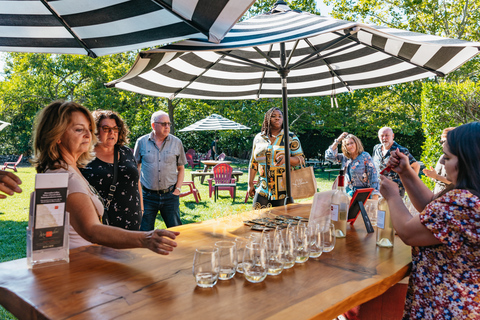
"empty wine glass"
214,241,237,280
193,246,219,288
235,237,248,274
283,225,296,269
243,242,267,283
294,222,310,263
322,223,336,253
308,223,324,258
264,233,285,275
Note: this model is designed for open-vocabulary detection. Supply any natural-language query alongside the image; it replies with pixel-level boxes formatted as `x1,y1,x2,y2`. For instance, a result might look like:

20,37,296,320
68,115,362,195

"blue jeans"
140,190,182,230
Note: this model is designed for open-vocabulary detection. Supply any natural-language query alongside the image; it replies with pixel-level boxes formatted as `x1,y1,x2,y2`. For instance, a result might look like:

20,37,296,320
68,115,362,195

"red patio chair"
2,154,23,172
208,163,236,202
200,149,211,160
185,153,200,169
217,152,226,161
179,181,201,203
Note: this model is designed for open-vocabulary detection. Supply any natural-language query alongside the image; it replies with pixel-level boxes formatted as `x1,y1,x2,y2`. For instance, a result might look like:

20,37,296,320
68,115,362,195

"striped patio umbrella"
179,114,250,132
0,0,255,57
106,1,480,202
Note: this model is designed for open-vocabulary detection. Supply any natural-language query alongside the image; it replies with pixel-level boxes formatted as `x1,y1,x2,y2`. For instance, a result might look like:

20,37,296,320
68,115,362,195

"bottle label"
377,210,386,229
331,204,339,221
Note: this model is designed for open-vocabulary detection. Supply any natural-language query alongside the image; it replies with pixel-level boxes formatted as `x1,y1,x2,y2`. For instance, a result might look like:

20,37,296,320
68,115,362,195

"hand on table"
0,171,22,199
145,229,180,255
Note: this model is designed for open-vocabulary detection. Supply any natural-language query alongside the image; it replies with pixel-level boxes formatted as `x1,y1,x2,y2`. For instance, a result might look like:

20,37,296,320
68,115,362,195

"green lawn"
0,163,337,319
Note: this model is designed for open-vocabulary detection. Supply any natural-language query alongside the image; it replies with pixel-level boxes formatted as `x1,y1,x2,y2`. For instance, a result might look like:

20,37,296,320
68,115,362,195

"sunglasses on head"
101,126,119,133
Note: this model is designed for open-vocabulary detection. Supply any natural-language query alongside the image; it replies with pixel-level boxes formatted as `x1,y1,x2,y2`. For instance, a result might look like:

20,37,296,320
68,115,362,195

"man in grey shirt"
134,111,187,230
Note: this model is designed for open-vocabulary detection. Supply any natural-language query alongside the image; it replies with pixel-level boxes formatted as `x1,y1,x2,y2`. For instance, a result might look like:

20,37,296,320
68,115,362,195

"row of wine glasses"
193,220,336,287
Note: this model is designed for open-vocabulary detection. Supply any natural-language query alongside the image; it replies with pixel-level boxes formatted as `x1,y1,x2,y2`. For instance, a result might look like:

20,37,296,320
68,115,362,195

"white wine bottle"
331,170,349,238
376,197,394,247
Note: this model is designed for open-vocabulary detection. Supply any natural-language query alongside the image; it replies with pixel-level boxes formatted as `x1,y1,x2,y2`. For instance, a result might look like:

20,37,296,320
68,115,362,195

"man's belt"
142,185,175,194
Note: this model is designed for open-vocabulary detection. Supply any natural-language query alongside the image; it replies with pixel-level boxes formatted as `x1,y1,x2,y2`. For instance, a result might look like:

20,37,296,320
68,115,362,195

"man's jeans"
140,190,182,230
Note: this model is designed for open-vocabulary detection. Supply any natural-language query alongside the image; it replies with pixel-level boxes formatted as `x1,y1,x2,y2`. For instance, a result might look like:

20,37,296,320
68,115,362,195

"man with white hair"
373,126,419,197
134,111,186,230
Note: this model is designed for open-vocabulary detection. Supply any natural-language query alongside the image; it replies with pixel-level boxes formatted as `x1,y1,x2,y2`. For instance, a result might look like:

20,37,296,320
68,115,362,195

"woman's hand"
386,149,410,175
0,171,22,199
275,152,285,166
248,185,256,198
379,175,401,201
145,229,180,255
337,132,348,142
422,166,437,179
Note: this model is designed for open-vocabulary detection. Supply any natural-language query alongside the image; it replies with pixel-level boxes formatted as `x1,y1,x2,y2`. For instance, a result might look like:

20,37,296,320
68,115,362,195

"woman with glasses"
32,101,179,252
325,132,379,199
80,110,142,230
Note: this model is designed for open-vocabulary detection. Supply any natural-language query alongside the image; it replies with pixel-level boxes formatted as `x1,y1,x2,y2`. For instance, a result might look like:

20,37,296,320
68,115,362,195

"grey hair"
378,126,393,134
151,110,169,124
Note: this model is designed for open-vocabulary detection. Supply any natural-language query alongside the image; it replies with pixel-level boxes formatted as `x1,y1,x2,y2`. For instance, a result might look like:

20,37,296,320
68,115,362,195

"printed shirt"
134,132,187,190
372,141,417,195
403,189,480,319
249,130,304,200
325,148,379,196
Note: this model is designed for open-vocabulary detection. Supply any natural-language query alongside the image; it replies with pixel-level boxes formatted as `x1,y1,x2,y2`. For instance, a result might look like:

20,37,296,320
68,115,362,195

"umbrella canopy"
179,114,250,132
0,120,10,131
106,1,480,202
0,0,255,57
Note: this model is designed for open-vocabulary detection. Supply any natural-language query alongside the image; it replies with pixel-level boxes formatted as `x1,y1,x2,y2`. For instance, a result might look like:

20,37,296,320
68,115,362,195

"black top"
81,146,141,230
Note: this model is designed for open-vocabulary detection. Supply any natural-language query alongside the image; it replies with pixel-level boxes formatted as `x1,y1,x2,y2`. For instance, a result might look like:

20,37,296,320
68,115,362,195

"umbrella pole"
279,42,293,205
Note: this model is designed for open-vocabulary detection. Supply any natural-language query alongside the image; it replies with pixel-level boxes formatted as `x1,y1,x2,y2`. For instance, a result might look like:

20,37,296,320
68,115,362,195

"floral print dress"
404,189,480,319
81,146,141,230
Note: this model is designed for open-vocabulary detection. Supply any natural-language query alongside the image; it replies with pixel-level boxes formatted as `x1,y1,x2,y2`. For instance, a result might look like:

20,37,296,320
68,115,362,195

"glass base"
376,238,394,247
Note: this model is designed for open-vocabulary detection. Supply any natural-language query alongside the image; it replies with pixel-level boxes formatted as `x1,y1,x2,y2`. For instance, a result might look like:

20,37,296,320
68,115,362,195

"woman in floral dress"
380,122,480,319
325,132,379,198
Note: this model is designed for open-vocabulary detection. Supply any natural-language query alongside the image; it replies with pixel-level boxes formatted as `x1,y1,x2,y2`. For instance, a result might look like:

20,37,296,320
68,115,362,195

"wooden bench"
191,170,243,184
324,168,340,180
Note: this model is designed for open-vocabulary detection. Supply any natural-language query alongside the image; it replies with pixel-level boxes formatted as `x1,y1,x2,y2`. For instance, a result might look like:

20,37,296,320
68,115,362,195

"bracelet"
334,139,339,144
176,187,181,192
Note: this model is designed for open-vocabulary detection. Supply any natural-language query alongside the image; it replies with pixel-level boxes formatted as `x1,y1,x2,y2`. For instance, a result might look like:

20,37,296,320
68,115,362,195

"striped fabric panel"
0,0,255,56
106,7,480,99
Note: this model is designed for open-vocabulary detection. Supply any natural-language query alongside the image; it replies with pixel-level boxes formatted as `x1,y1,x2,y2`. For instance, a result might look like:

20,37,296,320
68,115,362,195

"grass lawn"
0,162,337,319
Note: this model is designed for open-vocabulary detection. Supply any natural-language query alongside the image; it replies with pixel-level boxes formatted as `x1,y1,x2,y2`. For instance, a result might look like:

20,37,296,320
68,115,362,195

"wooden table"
0,203,411,320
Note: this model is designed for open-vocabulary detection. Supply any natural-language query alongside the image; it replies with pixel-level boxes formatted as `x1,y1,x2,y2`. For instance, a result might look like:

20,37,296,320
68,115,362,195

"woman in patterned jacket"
247,107,305,208
380,122,480,319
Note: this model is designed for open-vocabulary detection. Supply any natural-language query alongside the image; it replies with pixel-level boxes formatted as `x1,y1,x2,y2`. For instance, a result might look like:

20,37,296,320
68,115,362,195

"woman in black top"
81,110,142,230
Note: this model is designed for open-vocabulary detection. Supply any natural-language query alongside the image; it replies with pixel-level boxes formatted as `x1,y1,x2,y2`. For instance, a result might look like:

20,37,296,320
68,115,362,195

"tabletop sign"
27,173,69,268
347,188,374,233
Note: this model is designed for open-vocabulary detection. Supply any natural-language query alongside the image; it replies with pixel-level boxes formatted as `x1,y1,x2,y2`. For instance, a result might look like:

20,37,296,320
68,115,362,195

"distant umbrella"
0,121,11,132
179,114,250,132
0,0,255,57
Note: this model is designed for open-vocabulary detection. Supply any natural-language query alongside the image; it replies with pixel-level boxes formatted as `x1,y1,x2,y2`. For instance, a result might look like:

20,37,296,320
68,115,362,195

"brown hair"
261,107,283,136
92,110,130,146
341,134,364,159
32,101,96,173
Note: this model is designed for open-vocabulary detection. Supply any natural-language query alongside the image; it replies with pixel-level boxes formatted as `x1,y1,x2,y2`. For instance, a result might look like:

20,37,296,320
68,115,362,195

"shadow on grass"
0,220,28,263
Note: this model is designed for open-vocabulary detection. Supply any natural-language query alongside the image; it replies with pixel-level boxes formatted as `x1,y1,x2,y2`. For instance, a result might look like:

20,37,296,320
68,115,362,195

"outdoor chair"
179,181,201,203
208,163,236,202
186,153,200,169
244,180,258,203
200,149,211,160
217,152,226,161
2,154,23,172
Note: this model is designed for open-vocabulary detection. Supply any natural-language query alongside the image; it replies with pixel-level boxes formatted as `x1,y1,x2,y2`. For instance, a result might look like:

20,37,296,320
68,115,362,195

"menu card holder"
27,173,69,268
347,188,374,233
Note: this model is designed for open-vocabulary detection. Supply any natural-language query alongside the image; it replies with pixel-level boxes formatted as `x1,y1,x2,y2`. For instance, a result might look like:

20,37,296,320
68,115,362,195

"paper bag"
282,158,317,199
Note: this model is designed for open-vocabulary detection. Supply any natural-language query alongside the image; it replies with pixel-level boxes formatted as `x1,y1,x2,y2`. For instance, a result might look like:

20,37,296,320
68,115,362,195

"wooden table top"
0,202,411,320
200,160,231,166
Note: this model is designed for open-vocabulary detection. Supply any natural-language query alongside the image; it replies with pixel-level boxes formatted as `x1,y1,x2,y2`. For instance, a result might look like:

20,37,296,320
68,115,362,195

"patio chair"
185,153,200,169
217,152,226,161
208,163,236,202
244,180,258,203
179,181,201,203
200,149,211,160
2,154,23,172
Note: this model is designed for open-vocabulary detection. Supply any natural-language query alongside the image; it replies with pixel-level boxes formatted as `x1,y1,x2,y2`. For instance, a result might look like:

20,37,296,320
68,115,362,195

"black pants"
252,193,286,208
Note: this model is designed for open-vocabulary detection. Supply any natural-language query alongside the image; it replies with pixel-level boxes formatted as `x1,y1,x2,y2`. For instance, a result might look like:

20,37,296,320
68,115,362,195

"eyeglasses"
101,126,119,133
154,122,172,127
345,142,355,147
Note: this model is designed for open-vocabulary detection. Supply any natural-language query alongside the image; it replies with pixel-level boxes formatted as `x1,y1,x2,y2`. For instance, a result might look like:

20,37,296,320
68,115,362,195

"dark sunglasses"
101,126,119,133
154,122,172,127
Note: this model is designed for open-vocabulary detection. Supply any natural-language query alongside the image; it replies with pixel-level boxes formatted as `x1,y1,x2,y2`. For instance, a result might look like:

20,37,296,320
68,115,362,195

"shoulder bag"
103,145,119,225
283,156,317,199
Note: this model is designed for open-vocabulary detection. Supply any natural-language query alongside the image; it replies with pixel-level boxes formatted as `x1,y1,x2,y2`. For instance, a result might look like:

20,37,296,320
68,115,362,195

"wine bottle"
331,170,349,238
376,197,394,247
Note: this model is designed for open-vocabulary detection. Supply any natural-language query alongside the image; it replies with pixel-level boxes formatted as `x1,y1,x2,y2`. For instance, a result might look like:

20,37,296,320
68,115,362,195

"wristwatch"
175,187,182,192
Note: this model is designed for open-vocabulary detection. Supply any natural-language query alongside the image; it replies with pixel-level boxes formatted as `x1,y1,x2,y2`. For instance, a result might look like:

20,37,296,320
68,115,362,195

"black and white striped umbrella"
0,120,11,132
0,0,255,57
106,1,480,202
179,114,250,132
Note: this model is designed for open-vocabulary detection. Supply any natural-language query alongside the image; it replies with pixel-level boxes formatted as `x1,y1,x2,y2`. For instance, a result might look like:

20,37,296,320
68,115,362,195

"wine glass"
243,242,267,283
322,223,336,253
214,241,237,280
294,222,310,263
308,223,324,258
193,246,219,288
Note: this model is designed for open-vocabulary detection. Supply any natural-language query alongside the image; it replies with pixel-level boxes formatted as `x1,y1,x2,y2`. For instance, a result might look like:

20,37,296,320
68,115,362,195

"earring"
57,140,61,144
